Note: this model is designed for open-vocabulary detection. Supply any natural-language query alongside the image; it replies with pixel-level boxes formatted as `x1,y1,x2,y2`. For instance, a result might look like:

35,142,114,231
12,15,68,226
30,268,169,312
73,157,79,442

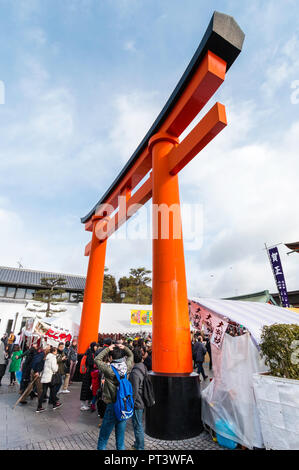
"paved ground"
0,364,221,451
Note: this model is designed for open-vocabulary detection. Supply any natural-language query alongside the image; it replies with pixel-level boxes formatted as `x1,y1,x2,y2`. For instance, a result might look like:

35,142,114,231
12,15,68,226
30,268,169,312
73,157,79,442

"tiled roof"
0,266,86,291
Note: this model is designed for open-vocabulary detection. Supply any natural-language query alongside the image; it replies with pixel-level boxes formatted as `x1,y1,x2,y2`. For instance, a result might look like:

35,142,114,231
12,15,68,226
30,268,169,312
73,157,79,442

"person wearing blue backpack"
95,343,134,450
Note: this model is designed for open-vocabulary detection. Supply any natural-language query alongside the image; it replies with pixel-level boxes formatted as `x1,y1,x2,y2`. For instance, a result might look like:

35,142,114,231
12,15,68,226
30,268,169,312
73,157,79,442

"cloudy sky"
0,0,298,299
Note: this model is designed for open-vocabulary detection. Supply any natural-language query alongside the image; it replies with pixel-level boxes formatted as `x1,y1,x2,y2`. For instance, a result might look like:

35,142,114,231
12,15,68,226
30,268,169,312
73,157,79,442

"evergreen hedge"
260,324,299,380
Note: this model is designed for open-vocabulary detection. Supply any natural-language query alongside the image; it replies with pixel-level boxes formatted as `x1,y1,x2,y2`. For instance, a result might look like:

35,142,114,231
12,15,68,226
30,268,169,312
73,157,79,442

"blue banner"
268,246,290,307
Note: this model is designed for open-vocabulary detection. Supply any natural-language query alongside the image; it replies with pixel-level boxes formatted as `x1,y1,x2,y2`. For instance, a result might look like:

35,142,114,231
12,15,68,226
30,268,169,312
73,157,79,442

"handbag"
50,372,61,386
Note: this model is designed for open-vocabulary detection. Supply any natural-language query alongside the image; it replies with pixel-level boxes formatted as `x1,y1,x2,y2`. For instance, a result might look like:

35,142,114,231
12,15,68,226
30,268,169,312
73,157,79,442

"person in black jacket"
143,341,152,371
80,342,98,410
18,343,39,402
129,348,147,450
205,335,212,370
68,339,78,384
193,336,208,380
21,347,45,403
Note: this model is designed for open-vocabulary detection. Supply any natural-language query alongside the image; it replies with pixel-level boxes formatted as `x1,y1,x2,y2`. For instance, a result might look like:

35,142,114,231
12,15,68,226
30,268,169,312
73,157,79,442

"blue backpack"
111,366,134,421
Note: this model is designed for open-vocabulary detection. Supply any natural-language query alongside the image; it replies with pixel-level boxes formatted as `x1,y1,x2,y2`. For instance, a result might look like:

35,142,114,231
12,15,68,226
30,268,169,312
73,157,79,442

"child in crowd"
9,344,22,386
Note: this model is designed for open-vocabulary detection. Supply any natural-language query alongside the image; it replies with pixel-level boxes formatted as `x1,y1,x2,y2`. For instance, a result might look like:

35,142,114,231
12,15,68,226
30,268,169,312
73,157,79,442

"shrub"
259,324,299,380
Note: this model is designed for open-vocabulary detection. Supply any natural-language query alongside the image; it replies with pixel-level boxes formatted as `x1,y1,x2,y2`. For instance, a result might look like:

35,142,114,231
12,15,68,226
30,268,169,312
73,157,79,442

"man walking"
20,346,45,403
18,343,39,402
193,335,208,380
95,343,133,450
129,348,146,450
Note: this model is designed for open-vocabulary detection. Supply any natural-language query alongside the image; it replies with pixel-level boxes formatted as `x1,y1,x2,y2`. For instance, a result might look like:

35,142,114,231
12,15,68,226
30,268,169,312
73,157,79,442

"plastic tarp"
252,374,299,450
201,332,268,449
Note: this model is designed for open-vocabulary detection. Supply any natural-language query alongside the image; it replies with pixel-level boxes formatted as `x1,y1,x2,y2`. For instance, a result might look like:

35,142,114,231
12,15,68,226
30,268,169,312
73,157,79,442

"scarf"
111,357,127,377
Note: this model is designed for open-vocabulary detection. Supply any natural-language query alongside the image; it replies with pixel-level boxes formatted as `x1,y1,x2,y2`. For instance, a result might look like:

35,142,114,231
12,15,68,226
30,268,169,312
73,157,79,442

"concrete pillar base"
145,372,203,440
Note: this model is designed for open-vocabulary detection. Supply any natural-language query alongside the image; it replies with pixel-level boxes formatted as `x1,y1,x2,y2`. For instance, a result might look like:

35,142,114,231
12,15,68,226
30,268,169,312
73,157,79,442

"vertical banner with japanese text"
211,318,229,349
268,246,290,307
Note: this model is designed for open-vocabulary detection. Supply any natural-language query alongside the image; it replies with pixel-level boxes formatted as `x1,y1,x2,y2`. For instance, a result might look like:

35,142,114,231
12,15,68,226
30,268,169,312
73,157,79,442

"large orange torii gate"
78,11,244,439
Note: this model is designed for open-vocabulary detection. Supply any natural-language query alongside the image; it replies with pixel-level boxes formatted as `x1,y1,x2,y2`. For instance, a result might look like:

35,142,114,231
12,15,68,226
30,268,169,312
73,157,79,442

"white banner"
189,300,203,330
202,311,220,335
210,318,228,349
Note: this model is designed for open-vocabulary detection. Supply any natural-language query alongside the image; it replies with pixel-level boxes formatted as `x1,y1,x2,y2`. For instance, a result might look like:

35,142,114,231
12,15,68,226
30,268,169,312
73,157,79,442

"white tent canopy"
33,302,152,336
191,297,299,345
97,303,152,334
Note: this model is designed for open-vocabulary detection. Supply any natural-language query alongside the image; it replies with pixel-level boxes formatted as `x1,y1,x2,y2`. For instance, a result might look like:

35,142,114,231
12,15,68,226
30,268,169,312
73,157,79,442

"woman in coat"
36,346,62,413
80,342,98,410
9,345,22,385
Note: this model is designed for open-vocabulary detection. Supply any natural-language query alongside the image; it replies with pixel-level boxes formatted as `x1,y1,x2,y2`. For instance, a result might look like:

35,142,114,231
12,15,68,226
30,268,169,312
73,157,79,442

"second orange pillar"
149,132,193,374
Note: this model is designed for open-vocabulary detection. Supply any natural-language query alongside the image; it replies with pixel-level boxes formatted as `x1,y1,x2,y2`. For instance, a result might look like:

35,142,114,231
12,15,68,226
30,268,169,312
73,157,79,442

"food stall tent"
190,297,299,449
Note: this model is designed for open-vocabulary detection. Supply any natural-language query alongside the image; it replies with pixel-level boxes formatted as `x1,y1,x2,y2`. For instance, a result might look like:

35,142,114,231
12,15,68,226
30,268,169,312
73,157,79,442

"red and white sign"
34,321,72,346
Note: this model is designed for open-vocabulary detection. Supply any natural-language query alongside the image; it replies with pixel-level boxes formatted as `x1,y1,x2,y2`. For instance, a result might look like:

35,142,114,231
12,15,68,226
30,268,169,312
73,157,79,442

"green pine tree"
102,267,118,302
118,267,152,304
28,277,68,318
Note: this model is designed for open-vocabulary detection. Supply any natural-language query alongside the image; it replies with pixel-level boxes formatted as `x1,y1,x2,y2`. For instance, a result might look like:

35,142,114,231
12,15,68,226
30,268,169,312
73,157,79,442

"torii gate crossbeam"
78,11,244,440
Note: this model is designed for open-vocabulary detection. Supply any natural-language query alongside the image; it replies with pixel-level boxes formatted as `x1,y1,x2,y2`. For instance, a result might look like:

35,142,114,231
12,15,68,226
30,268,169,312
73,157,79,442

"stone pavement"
0,364,221,451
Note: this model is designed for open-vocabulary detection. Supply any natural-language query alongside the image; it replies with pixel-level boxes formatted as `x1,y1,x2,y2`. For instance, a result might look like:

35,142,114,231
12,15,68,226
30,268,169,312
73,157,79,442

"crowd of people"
1,329,215,451
225,323,247,337
0,332,153,451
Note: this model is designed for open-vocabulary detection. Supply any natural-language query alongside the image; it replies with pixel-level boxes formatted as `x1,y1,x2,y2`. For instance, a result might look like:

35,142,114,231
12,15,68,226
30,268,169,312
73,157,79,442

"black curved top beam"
81,11,245,223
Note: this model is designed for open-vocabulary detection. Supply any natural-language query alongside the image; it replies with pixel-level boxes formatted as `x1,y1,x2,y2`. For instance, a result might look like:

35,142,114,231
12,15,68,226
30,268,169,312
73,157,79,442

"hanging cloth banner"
188,300,203,330
210,318,229,349
267,246,290,307
189,301,228,345
202,311,221,335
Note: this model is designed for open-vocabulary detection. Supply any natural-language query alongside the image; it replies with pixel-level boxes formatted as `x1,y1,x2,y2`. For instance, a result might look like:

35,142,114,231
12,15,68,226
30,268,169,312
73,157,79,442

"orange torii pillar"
78,215,107,354
145,133,199,438
150,133,193,374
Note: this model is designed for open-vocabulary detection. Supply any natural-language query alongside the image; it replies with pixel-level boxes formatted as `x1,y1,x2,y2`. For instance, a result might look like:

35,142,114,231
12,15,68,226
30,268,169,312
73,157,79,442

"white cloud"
123,40,137,52
108,91,160,162
261,34,299,98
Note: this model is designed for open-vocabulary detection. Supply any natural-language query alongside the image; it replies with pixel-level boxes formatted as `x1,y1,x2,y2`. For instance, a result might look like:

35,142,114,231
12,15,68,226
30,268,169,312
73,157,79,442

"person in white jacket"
36,346,62,413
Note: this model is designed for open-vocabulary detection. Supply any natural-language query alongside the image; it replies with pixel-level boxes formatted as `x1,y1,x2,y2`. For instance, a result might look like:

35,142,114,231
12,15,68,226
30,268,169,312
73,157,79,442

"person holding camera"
95,343,133,450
